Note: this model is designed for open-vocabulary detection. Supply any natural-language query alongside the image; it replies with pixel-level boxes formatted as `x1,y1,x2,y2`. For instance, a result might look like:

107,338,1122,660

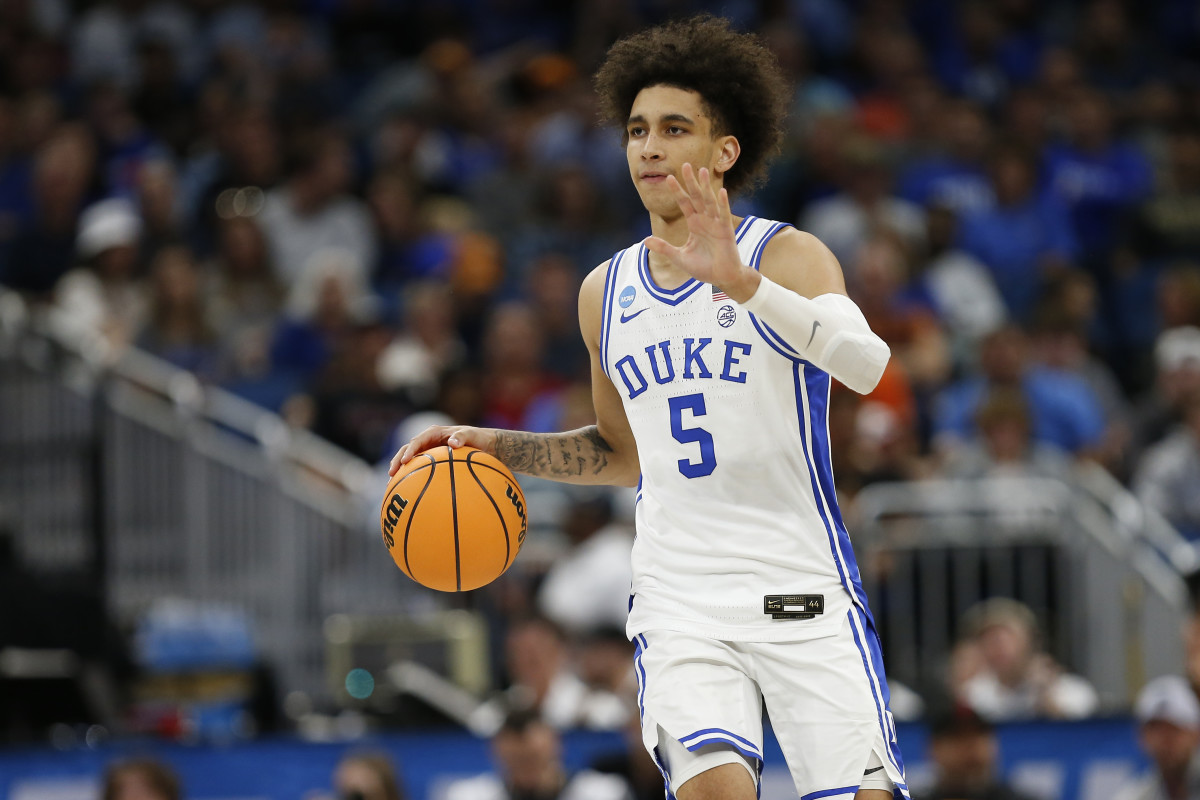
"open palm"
644,163,744,287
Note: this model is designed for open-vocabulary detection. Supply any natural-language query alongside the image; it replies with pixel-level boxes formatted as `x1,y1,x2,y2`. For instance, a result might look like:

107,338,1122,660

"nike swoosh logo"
806,319,821,347
620,308,647,323
863,767,885,775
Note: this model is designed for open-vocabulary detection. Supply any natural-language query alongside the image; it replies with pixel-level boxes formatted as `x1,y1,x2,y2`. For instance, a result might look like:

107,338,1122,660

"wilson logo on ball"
505,485,527,544
381,494,408,549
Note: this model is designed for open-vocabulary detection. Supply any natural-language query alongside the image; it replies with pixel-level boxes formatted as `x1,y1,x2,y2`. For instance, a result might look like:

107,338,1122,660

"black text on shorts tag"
764,594,824,619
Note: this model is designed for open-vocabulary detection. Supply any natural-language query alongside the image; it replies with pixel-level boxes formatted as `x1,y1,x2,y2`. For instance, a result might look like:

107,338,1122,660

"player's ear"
714,135,741,177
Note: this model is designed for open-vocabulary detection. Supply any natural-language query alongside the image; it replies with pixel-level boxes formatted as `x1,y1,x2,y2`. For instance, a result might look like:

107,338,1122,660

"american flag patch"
711,286,728,301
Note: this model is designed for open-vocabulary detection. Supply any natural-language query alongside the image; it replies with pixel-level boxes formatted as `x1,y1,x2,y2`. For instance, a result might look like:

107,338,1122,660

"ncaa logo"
618,286,637,309
716,304,736,328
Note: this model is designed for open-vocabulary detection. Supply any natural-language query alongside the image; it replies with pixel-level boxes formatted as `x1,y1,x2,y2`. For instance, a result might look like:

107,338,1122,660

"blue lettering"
645,341,675,384
721,341,752,383
615,356,648,398
682,338,712,379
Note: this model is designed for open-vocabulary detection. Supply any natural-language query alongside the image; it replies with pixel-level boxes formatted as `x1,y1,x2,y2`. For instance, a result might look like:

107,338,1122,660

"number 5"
669,393,716,478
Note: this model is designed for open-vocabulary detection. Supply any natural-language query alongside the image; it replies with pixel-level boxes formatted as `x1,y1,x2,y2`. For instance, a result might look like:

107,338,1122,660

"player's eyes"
668,126,685,134
629,126,645,137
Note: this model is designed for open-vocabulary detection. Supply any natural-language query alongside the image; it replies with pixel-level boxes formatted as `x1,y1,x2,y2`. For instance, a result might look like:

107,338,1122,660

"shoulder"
759,226,847,299
581,258,615,298
578,258,620,344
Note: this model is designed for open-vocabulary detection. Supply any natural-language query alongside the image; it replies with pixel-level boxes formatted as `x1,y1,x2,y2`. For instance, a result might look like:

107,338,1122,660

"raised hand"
643,163,755,296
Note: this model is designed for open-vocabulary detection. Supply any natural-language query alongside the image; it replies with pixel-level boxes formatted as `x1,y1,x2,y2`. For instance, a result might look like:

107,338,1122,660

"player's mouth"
640,171,670,184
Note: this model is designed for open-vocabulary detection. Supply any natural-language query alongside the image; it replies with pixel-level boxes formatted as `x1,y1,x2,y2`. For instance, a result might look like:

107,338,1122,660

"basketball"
380,445,528,592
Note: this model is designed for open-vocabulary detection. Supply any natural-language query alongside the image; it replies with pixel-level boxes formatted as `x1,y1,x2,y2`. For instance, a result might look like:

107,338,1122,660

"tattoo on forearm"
493,427,612,479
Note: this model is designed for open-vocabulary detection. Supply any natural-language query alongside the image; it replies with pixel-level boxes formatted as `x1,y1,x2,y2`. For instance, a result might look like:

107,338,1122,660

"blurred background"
3,0,1200,798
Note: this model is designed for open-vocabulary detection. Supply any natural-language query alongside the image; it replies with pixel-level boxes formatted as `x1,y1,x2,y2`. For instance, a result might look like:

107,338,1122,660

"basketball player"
391,15,905,800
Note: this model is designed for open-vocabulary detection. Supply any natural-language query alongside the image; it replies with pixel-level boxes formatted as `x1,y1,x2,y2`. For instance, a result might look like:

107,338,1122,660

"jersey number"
669,393,716,478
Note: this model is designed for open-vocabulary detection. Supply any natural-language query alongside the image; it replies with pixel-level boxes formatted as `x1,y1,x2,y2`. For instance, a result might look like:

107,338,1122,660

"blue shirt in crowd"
934,367,1107,454
957,193,1078,320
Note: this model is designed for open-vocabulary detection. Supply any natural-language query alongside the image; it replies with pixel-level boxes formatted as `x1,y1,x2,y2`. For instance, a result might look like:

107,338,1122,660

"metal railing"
853,471,1191,710
0,290,437,704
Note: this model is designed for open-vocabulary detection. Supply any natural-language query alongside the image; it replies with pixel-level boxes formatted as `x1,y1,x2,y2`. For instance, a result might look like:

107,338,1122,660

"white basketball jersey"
600,217,874,642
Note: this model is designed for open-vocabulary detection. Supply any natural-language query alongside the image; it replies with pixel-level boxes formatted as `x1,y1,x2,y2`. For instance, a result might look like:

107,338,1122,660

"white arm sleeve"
739,275,890,394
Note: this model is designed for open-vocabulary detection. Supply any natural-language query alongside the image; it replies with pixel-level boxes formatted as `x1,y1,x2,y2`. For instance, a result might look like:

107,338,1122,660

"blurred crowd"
7,0,1200,788
3,0,1200,523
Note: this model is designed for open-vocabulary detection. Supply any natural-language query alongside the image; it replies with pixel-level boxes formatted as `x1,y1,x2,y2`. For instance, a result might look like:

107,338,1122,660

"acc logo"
716,304,736,328
618,286,637,309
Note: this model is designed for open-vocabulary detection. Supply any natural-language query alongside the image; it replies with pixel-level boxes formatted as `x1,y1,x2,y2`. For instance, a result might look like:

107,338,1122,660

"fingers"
680,163,720,218
665,174,697,217
643,235,681,260
388,425,453,475
718,186,732,220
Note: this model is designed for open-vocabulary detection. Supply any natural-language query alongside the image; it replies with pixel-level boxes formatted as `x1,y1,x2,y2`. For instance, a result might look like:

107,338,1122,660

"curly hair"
593,14,790,196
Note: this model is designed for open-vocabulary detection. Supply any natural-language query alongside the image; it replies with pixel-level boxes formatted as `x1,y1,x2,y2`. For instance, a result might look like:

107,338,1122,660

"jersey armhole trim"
599,250,622,378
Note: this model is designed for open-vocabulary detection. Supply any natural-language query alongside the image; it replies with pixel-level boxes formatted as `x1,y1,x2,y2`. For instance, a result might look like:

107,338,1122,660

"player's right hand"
389,425,496,475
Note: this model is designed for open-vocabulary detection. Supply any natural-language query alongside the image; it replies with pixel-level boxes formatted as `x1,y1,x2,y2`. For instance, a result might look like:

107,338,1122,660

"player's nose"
640,134,664,160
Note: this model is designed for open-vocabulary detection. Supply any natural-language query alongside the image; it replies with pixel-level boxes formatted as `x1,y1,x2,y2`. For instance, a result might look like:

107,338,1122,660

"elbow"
825,336,890,395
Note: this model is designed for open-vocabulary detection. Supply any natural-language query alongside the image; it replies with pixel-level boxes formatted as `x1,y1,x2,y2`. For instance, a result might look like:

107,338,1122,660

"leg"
753,612,909,799
855,791,893,800
633,631,764,799
676,763,756,800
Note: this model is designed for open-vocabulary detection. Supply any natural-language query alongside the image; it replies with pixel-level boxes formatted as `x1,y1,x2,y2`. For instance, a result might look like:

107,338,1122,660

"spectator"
478,302,565,432
205,215,283,384
536,491,634,637
898,99,995,214
333,751,406,800
589,712,664,800
444,709,631,800
1130,326,1200,459
3,123,97,294
800,135,925,271
939,387,1073,482
909,202,1007,355
849,231,951,400
480,616,628,732
1128,130,1200,263
134,159,183,265
136,245,219,377
933,324,1106,458
1043,88,1153,268
957,140,1077,321
52,196,147,355
257,128,376,286
1113,675,1200,800
955,598,1099,722
375,280,467,408
916,705,1039,800
1133,393,1200,540
102,758,181,800
367,170,454,315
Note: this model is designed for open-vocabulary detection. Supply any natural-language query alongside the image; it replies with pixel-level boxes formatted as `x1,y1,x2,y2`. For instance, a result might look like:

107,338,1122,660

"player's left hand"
643,163,759,300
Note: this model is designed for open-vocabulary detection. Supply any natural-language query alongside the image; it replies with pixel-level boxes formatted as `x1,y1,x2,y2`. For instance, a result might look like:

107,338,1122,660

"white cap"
1155,326,1200,373
76,198,142,258
1135,675,1200,730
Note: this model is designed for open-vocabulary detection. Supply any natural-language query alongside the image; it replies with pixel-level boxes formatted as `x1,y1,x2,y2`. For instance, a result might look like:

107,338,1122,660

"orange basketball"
380,445,528,592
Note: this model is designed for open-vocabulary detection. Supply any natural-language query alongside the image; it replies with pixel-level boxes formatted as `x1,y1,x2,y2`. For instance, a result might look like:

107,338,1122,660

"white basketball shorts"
631,608,909,800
